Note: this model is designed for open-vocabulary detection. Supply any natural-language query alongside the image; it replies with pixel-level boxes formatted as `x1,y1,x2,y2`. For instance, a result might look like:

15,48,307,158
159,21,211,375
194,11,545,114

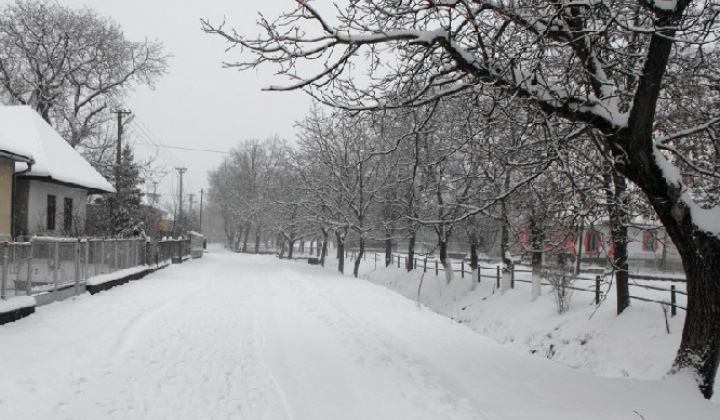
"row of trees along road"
0,0,170,237
210,99,641,306
203,0,720,398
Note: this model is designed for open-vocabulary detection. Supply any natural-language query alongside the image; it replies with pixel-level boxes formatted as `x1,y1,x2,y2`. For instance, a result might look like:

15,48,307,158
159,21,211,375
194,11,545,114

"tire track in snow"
50,254,293,420
255,267,496,420
248,285,296,420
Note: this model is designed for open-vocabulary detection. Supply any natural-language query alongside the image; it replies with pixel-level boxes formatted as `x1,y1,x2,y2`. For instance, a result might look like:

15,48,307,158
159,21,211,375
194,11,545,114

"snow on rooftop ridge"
0,106,114,193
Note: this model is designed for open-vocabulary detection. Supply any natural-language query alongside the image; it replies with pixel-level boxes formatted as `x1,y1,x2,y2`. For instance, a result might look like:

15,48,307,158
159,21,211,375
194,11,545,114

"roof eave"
18,174,115,194
0,149,34,164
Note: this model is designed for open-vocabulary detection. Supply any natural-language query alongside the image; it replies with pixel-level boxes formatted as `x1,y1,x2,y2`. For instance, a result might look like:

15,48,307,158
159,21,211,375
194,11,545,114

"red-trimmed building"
516,219,682,272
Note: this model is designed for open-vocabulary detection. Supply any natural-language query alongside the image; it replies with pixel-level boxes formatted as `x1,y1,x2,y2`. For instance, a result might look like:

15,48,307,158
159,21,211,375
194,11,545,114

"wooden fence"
349,251,686,317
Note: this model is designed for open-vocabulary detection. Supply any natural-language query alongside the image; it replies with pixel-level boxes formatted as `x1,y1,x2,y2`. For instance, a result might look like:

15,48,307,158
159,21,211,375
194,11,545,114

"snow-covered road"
0,251,716,419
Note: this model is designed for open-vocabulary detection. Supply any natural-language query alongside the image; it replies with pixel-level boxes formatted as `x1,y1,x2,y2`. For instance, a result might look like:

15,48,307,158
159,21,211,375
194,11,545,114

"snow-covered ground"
0,249,717,419
355,254,687,381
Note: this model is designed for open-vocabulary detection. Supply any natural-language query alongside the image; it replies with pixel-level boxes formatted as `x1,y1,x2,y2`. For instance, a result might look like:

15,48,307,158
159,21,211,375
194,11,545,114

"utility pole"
152,181,159,205
199,188,204,232
112,109,132,192
188,193,195,213
175,167,187,237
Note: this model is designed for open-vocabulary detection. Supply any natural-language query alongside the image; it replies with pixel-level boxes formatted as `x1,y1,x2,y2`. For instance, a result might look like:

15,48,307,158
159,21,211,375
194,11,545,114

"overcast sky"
12,0,312,206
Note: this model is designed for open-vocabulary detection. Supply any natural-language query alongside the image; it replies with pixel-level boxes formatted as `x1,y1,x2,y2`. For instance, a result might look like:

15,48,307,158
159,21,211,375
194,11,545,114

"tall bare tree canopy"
203,0,720,398
0,0,169,147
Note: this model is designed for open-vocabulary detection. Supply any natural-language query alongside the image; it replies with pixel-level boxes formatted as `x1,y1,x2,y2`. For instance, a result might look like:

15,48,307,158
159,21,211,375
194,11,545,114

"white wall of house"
25,179,88,236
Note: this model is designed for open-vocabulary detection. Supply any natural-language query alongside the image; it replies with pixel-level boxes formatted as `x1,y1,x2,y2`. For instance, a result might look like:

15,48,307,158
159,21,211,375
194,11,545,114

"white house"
0,131,34,241
0,106,114,239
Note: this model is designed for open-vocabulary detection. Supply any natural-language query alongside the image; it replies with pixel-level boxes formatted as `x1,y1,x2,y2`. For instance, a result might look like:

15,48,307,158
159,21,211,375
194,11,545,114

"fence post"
398,255,401,268
461,261,465,279
414,257,417,270
496,266,501,289
156,241,160,268
424,257,427,273
435,260,438,276
595,276,601,305
511,266,515,289
1,242,8,299
53,241,60,292
114,240,119,272
74,238,81,296
26,242,33,296
100,240,105,275
671,285,677,317
84,240,90,281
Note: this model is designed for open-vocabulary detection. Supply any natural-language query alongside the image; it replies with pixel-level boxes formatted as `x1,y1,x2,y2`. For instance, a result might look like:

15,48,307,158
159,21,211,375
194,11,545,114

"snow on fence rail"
0,237,196,300
352,252,687,317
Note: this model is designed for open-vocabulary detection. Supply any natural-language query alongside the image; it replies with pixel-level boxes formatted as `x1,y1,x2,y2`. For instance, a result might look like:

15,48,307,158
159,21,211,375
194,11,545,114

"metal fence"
1,237,194,299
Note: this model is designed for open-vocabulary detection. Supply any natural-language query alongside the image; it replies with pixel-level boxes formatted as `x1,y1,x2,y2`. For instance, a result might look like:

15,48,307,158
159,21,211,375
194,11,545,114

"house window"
46,195,56,230
64,197,73,232
585,230,601,253
642,230,658,252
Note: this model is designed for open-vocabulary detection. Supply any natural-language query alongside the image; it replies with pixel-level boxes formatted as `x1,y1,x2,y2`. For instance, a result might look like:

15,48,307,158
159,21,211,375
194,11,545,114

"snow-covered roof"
0,129,33,162
0,106,114,193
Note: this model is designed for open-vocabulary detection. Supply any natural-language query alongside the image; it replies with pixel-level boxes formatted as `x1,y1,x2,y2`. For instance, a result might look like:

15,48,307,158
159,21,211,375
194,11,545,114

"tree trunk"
385,229,393,267
530,212,543,301
406,230,416,272
320,230,328,267
470,236,479,290
574,218,584,276
288,239,295,259
242,222,251,253
605,170,630,314
336,231,345,274
254,225,261,254
336,232,342,261
638,178,720,398
500,202,513,293
353,238,365,278
439,238,452,285
672,247,720,398
278,238,285,259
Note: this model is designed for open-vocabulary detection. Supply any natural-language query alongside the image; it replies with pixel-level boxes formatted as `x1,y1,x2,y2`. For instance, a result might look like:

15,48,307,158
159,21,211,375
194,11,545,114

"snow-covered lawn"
0,250,716,419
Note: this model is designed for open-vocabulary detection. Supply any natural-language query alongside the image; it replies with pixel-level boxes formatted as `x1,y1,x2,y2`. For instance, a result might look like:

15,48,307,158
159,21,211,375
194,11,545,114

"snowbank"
0,296,35,313
317,253,718,404
0,296,36,325
86,265,151,286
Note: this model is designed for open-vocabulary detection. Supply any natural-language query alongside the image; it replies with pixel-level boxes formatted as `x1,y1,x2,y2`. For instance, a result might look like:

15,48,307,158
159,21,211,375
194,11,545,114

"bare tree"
296,107,400,277
0,0,168,147
205,0,720,397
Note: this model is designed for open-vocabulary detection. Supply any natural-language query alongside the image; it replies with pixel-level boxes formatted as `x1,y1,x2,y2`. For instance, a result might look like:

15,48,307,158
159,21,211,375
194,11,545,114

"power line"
155,144,229,154
107,93,186,169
